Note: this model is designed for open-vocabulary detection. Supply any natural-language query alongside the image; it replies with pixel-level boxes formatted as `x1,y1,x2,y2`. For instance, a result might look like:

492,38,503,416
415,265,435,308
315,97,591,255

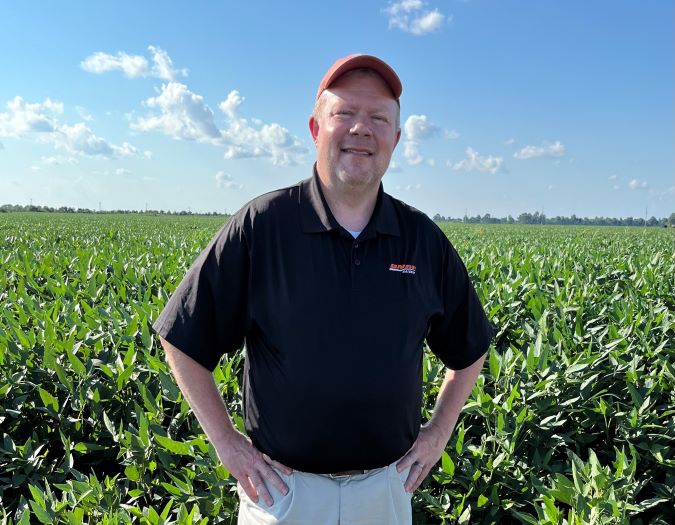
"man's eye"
373,115,387,122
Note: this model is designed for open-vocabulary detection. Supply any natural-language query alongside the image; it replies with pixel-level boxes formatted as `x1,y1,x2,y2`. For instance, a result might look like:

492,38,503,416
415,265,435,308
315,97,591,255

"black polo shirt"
153,167,493,474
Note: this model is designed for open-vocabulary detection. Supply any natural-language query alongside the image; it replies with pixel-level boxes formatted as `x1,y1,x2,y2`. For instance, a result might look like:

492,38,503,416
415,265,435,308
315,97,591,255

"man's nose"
349,116,372,136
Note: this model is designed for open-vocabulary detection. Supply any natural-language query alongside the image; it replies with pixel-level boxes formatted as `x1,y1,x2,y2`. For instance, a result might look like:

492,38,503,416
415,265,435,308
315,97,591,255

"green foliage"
1,214,673,524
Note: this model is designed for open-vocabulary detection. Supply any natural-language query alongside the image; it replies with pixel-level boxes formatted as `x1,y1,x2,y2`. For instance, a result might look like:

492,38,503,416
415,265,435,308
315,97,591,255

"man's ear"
309,116,319,145
394,128,401,148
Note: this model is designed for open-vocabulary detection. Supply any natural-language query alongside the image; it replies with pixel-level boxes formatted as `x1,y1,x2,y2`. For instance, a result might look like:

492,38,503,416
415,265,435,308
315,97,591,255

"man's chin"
335,167,384,188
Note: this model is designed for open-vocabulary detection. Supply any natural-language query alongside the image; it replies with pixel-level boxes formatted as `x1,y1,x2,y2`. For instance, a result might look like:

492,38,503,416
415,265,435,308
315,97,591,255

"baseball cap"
316,54,403,101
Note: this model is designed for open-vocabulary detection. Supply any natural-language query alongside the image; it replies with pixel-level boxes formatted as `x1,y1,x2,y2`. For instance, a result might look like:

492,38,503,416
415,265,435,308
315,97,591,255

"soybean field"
1,212,673,524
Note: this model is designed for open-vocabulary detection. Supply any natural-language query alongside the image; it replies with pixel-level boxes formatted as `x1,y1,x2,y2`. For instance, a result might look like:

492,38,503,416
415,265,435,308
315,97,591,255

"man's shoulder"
230,179,303,227
384,191,447,242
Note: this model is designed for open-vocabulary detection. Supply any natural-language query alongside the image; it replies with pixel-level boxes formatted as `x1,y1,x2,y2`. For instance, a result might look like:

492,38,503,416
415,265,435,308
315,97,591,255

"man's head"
310,55,402,191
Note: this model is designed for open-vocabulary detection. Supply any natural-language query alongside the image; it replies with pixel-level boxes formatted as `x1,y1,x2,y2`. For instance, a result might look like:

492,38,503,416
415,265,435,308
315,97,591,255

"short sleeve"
152,216,249,371
426,239,493,370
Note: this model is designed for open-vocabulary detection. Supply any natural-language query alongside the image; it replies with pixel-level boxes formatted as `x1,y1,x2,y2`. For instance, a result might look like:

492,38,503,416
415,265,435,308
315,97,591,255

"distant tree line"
2,203,673,227
432,211,675,228
0,204,228,217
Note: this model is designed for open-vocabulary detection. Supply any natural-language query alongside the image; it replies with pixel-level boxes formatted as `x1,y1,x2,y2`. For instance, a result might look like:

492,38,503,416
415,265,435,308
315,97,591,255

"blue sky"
1,1,673,218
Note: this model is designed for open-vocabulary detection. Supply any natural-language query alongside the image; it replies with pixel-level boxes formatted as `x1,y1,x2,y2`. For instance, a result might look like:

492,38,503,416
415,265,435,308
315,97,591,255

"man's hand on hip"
395,422,447,494
215,430,293,506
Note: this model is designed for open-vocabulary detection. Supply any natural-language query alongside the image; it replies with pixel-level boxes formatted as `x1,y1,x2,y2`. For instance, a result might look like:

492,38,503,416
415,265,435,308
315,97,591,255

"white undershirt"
346,229,361,238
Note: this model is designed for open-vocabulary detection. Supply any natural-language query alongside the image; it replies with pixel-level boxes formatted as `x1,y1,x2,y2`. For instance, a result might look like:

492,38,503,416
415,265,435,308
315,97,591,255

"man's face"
310,72,401,190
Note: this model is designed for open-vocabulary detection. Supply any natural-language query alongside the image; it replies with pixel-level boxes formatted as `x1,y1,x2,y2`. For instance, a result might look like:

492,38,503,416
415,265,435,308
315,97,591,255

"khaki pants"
237,460,413,524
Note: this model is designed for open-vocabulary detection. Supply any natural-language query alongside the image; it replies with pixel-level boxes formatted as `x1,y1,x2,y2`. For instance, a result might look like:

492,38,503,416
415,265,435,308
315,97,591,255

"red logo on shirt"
389,263,416,275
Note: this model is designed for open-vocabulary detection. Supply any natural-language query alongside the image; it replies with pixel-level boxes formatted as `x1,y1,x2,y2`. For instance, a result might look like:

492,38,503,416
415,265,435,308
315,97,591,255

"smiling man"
153,54,493,525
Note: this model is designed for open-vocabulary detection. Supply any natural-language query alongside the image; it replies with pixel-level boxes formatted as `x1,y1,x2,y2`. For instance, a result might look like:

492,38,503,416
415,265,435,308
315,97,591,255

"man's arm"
160,337,292,505
396,351,487,493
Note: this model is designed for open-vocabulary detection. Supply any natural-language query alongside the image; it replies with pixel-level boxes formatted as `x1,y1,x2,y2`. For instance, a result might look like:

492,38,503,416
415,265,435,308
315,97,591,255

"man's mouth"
341,148,373,156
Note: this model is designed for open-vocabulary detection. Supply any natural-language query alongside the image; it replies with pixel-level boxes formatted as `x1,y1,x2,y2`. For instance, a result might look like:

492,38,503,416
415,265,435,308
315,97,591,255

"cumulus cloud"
514,141,565,160
503,137,516,145
218,90,244,118
148,45,188,81
608,174,617,180
384,0,447,35
402,114,441,166
403,140,423,165
80,45,187,81
215,171,243,190
628,179,648,190
131,84,307,166
404,114,439,141
0,96,62,136
450,147,505,174
445,129,460,140
218,90,307,166
132,82,222,143
81,51,149,78
0,96,139,159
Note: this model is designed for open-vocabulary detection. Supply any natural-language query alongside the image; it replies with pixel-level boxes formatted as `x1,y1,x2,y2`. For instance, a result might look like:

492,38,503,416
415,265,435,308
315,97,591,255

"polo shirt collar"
300,164,400,238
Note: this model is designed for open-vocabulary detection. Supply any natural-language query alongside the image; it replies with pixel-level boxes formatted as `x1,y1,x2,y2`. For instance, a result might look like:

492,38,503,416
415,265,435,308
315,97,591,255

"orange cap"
316,54,402,101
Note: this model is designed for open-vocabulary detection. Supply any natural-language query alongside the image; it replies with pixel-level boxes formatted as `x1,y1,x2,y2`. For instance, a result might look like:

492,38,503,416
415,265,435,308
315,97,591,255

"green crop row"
0,213,673,524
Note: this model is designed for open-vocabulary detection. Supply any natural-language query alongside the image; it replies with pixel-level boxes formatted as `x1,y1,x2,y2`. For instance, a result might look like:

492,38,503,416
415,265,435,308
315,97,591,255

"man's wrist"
423,420,452,446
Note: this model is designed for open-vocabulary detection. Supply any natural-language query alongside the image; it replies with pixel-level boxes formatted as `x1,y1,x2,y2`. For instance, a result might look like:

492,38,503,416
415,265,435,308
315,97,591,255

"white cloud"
613,185,620,191
53,123,138,158
403,141,423,165
143,150,153,159
80,51,149,78
0,96,63,137
608,174,617,180
215,171,243,190
404,114,439,141
0,96,139,159
548,185,554,190
132,82,222,143
384,0,447,35
219,90,307,166
450,147,504,174
514,141,565,160
628,179,648,190
503,137,516,145
115,168,132,176
148,45,188,81
80,45,187,81
30,165,41,171
402,114,440,166
445,129,460,140
132,84,307,166
218,90,244,118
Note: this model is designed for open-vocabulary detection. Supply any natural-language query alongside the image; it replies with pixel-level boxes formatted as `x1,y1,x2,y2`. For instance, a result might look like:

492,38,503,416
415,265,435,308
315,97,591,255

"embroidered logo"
389,263,416,275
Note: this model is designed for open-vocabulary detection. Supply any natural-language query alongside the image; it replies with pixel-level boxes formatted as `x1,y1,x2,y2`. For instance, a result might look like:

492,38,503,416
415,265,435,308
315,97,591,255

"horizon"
1,1,673,218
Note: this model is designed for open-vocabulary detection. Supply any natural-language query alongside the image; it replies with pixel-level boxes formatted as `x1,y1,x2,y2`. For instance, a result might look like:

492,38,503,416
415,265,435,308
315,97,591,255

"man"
153,54,493,524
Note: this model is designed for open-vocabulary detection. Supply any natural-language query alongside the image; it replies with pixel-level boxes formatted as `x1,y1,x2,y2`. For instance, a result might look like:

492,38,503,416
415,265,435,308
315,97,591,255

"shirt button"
354,259,361,266
354,243,359,249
